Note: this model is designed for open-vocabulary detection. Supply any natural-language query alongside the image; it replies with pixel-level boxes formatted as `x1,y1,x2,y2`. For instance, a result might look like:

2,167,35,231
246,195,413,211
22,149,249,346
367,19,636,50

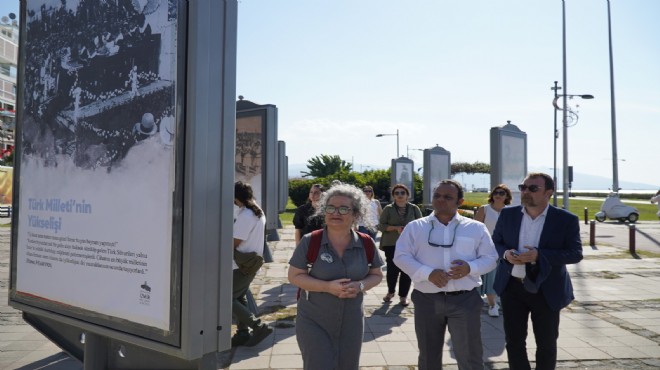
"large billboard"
423,145,451,204
490,121,527,205
391,157,414,201
11,0,183,342
236,100,278,233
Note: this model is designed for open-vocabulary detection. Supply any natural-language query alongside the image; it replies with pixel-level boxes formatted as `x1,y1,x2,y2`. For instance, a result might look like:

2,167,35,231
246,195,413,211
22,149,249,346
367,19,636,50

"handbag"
234,250,264,275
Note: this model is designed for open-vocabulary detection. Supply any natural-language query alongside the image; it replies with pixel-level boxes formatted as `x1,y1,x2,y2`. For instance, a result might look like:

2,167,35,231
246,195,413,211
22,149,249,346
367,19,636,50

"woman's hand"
326,278,352,297
338,281,361,299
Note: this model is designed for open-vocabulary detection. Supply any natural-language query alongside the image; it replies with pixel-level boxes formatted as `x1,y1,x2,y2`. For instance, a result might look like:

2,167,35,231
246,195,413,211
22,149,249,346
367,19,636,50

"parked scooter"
594,193,639,223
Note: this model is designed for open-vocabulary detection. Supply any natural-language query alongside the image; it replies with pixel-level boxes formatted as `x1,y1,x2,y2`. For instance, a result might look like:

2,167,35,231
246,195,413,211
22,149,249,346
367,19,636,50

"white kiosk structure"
490,121,527,205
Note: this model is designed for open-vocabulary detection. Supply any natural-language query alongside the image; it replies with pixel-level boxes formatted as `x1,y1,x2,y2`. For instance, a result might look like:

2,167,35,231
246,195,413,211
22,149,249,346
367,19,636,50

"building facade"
0,15,18,153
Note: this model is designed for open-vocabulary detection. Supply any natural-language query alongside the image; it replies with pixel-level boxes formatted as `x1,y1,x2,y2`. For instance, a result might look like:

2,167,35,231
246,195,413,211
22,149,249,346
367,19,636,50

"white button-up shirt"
394,213,497,293
511,205,549,278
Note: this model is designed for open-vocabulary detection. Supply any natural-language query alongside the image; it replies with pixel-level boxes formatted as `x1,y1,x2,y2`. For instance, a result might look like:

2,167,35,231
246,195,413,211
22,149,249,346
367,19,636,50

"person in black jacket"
293,184,325,245
492,173,583,370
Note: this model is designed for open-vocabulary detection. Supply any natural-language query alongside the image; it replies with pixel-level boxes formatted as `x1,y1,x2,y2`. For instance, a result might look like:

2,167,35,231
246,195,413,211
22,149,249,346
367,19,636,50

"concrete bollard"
629,224,636,254
584,207,588,225
589,220,596,247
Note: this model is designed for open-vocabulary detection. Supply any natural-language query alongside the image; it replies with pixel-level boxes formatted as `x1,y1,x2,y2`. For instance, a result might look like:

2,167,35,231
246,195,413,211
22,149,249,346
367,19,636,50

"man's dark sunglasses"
428,221,460,248
518,184,543,192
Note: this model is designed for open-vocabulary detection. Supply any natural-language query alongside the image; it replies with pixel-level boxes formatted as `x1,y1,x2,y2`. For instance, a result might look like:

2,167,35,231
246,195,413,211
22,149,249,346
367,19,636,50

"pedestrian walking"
493,172,583,370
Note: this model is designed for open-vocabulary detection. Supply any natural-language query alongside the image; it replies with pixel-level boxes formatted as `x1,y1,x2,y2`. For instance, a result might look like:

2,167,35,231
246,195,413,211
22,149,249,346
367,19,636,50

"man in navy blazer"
492,173,582,370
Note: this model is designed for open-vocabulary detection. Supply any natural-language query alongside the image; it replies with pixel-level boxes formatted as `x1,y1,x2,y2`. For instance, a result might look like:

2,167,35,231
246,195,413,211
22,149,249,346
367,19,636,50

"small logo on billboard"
139,281,151,306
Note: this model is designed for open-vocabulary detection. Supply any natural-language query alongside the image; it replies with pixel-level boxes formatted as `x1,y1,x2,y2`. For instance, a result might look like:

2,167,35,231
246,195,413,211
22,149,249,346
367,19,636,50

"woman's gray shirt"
289,228,384,370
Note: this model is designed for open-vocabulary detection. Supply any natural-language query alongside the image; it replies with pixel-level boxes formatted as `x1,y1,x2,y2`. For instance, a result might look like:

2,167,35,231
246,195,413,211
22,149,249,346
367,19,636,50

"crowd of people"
232,172,584,370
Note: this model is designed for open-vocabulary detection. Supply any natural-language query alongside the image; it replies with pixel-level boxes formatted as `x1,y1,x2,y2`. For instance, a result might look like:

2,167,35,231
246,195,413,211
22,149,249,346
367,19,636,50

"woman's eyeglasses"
363,189,373,193
428,221,460,248
325,205,352,215
393,191,407,196
492,190,506,196
518,184,543,193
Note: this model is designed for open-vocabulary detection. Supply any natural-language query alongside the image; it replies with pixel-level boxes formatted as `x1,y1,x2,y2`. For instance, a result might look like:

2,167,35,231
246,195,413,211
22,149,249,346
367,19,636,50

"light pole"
376,129,399,158
606,0,619,193
561,0,568,209
406,145,424,158
553,93,594,209
551,81,562,207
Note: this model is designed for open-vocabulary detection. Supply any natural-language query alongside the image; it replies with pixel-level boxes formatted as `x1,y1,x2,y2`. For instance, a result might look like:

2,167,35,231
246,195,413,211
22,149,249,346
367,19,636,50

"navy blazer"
492,205,583,311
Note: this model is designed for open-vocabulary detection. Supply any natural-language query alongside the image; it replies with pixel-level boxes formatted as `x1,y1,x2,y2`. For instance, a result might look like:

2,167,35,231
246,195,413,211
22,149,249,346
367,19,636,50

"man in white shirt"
395,179,497,370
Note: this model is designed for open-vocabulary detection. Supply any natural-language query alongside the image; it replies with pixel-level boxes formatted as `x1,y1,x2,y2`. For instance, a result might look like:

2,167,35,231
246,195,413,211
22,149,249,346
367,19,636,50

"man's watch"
359,281,365,293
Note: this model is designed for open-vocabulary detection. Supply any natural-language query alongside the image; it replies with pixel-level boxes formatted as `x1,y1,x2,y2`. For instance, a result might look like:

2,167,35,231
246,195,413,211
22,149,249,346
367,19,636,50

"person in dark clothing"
293,184,325,245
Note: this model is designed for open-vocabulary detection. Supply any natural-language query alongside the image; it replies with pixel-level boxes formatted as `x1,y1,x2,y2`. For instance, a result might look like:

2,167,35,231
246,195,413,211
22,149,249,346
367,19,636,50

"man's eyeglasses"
393,191,407,196
518,184,543,193
428,221,460,248
492,190,506,196
325,205,352,215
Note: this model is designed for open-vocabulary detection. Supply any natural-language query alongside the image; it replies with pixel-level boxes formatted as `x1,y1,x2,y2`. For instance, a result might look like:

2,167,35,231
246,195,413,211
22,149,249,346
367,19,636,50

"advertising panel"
12,0,182,336
500,134,526,189
424,146,450,204
392,158,414,201
0,165,12,204
236,102,278,233
236,114,263,206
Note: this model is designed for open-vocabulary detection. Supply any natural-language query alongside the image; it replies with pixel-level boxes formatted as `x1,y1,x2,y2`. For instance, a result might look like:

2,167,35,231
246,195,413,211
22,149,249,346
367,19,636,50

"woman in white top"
232,181,271,347
474,184,512,317
357,185,382,238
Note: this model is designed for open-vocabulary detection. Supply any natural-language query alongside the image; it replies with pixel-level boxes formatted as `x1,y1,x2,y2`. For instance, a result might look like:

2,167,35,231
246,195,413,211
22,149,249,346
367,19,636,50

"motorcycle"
594,193,639,223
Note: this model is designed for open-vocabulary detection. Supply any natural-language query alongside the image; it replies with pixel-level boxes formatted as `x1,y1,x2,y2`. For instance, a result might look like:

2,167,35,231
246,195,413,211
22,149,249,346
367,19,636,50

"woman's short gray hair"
313,183,369,227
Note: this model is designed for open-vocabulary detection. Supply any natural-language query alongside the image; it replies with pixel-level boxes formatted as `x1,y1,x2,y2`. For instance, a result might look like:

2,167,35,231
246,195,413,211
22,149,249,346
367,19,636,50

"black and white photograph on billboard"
14,0,180,332
500,134,526,190
395,161,413,198
236,114,263,206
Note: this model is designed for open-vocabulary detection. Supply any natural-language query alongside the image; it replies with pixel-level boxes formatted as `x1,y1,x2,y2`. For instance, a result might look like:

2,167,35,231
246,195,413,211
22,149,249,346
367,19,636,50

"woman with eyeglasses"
474,184,512,317
357,185,382,238
288,183,384,370
378,184,422,307
293,184,326,245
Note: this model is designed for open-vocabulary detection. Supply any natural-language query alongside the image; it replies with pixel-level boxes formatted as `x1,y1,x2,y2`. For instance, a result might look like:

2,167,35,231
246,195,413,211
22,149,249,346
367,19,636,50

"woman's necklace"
395,203,408,221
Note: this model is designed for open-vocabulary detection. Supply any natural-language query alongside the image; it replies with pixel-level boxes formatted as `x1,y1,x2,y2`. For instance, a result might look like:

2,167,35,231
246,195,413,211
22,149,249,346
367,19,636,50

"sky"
233,0,660,189
5,0,659,189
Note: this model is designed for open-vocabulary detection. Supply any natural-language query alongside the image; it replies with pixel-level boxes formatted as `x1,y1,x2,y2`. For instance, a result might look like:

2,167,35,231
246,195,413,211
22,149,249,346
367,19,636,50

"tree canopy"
301,154,353,178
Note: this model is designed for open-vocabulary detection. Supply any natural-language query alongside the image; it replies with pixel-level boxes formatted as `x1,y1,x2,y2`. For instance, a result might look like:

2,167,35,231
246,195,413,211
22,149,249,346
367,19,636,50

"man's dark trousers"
501,279,560,370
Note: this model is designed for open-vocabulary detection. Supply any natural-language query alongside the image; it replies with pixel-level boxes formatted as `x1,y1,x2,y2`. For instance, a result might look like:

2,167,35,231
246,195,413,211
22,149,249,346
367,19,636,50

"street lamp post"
606,0,619,193
562,0,569,210
551,81,562,207
376,129,399,158
553,93,594,209
406,145,424,158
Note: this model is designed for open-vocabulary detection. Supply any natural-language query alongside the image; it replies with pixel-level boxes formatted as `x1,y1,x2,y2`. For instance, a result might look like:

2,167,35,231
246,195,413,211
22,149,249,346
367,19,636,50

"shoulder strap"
356,231,375,266
306,229,324,266
298,229,323,300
